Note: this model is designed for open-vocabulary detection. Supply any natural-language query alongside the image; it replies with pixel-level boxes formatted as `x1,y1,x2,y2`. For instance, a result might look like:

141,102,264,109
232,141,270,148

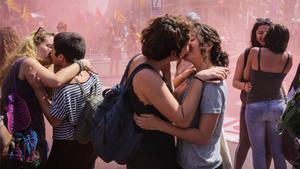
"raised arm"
134,67,228,128
134,82,225,144
173,65,196,88
21,58,90,88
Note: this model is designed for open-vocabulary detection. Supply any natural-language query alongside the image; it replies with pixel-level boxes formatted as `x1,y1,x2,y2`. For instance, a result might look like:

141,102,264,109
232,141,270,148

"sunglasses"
256,18,272,24
33,27,46,38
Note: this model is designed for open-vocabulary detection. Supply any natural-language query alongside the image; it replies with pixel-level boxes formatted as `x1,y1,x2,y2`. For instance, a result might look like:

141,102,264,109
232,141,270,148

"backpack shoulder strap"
74,74,98,98
120,53,142,84
74,78,87,98
125,63,156,89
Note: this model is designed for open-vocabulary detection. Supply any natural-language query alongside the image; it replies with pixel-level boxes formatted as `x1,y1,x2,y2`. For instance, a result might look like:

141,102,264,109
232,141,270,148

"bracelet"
0,115,4,127
73,59,84,72
193,76,205,83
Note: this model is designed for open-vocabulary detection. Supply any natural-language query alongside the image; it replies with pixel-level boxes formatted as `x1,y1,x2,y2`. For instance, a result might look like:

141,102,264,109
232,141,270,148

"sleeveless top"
126,63,176,169
1,58,46,141
247,48,290,104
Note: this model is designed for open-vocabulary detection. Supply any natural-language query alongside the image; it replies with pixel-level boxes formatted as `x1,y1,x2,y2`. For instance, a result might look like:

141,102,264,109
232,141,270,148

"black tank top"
1,58,46,141
247,48,290,103
126,63,176,169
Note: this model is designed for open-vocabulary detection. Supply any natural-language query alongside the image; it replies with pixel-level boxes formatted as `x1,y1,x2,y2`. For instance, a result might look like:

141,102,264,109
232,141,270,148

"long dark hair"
250,18,273,47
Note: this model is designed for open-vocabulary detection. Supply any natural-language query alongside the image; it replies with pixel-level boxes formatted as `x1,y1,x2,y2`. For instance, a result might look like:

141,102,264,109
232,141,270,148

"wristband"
73,59,84,72
193,76,205,83
0,115,3,127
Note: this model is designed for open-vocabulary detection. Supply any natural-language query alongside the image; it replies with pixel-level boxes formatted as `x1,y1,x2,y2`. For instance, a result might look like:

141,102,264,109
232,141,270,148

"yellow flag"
21,4,31,22
7,0,20,12
139,0,145,6
114,10,126,23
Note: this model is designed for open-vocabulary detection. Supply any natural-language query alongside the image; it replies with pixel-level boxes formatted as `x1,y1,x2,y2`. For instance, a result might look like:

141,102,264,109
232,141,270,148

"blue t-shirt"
177,81,227,169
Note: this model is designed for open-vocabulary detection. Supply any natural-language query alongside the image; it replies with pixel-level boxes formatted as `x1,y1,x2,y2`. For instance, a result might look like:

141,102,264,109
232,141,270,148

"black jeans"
176,163,223,169
45,140,96,169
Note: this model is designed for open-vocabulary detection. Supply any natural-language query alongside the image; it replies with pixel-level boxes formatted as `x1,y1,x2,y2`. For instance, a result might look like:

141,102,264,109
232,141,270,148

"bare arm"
134,113,220,145
243,48,257,81
21,58,90,88
26,76,61,127
233,53,246,90
33,87,61,127
173,65,196,88
233,53,252,92
134,67,228,128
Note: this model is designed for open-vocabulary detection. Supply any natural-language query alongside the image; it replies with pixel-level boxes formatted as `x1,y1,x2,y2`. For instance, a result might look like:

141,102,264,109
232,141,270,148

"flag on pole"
21,4,31,22
6,0,20,12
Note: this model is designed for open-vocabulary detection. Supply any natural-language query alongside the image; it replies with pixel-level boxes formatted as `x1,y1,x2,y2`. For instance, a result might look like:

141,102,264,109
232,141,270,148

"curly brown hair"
0,27,20,66
194,23,229,67
141,14,192,61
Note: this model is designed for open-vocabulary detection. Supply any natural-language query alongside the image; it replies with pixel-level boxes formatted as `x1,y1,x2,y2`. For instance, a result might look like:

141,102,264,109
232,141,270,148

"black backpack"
74,75,103,144
91,59,152,164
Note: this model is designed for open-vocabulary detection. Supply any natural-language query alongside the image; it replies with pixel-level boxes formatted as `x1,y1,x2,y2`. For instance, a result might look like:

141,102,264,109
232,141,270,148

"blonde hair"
0,30,54,85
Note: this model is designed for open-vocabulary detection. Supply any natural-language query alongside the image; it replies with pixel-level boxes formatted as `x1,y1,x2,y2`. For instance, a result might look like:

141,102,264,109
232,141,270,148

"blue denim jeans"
246,100,287,169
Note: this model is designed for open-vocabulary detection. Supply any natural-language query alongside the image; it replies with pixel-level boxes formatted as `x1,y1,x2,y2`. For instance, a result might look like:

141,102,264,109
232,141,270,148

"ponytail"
210,44,229,67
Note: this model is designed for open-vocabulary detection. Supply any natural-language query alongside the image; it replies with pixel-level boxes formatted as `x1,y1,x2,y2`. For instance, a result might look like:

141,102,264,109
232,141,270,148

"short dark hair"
250,18,273,47
54,32,86,62
264,24,289,54
141,15,192,61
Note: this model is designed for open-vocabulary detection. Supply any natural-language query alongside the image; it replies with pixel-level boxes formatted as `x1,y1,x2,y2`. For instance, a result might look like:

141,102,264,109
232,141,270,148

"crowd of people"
0,13,298,169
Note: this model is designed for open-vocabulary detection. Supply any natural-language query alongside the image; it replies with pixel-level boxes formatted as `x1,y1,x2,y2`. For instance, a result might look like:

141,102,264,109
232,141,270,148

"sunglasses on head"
33,27,46,38
256,18,272,24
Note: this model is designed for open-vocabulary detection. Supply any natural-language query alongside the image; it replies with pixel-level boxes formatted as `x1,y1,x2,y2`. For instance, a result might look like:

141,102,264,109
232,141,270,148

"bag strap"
120,53,142,85
257,48,261,71
124,63,156,90
74,74,97,98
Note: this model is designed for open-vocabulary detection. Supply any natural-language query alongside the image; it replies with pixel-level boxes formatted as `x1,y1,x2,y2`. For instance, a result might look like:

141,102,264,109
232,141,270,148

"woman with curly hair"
135,22,229,169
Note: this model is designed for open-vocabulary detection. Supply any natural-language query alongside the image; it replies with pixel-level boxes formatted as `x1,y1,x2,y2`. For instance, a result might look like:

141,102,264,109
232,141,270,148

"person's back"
243,24,291,169
247,47,291,103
